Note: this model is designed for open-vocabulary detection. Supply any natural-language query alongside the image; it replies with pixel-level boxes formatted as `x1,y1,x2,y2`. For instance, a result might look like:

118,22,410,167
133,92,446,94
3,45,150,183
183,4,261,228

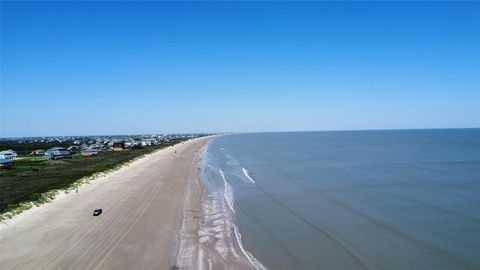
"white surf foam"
233,223,268,270
219,169,235,214
242,167,256,184
219,169,267,270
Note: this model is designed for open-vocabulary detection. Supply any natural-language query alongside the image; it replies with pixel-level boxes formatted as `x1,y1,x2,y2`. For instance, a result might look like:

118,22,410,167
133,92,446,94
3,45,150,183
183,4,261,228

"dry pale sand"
0,136,229,270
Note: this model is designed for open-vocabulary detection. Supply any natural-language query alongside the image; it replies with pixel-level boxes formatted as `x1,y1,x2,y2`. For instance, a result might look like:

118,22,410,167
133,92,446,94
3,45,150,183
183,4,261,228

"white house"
0,150,18,160
45,147,71,160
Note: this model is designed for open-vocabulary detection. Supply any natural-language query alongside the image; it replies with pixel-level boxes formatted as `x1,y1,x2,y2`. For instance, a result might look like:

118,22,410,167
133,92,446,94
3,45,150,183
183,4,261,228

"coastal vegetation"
0,141,71,156
0,139,188,214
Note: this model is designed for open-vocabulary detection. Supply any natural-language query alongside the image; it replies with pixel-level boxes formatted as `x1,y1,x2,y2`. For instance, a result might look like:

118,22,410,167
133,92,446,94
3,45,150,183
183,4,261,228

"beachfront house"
82,148,98,156
68,146,80,153
92,142,106,150
113,142,125,151
0,159,14,170
0,150,18,160
45,147,72,160
80,143,89,151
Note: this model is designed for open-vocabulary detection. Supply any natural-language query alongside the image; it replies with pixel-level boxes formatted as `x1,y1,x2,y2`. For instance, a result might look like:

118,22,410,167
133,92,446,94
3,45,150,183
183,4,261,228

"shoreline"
175,136,262,270
183,130,480,270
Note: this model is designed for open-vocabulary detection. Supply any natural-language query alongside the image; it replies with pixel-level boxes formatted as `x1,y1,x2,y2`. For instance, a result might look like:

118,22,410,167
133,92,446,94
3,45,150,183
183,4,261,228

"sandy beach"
0,136,247,270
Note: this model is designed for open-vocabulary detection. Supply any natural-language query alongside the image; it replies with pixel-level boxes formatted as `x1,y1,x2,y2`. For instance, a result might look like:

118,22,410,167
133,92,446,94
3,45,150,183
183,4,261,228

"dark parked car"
93,209,102,216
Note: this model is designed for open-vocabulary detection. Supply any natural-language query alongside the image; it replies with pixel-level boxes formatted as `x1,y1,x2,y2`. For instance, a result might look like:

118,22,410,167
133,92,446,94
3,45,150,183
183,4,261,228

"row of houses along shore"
0,134,204,169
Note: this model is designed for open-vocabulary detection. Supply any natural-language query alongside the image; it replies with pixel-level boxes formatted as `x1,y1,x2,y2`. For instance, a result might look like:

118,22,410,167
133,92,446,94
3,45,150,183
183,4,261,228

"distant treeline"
0,141,72,156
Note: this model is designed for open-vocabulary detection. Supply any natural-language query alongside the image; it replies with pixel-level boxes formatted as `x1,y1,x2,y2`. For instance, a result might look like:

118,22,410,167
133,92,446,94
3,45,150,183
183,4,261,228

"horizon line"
1,127,479,140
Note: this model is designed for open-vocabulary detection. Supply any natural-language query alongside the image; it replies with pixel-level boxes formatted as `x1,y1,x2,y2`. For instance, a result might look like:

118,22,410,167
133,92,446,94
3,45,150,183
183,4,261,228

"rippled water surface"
202,129,480,270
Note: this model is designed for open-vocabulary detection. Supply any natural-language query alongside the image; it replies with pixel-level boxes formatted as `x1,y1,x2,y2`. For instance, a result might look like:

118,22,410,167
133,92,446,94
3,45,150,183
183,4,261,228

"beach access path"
0,136,212,269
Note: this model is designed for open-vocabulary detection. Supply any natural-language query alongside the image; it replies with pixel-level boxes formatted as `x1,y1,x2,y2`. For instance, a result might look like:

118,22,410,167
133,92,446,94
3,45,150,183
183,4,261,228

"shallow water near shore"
201,129,480,269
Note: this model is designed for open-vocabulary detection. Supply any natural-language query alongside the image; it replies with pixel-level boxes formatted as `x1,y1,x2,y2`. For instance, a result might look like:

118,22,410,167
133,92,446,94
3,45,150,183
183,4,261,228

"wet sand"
174,144,255,270
0,136,238,270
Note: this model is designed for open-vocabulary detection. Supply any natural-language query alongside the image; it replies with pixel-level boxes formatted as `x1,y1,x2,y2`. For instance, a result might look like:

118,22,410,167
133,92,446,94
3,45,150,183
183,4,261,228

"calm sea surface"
200,129,480,270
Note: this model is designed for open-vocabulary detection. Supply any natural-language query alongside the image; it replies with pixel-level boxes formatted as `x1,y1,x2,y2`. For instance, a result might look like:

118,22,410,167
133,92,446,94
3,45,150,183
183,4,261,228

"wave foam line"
220,168,267,270
219,169,235,214
233,223,268,270
242,168,256,184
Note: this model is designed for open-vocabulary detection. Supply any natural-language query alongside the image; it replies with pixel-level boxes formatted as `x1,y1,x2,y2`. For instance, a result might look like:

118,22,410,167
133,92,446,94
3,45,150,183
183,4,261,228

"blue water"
201,129,480,270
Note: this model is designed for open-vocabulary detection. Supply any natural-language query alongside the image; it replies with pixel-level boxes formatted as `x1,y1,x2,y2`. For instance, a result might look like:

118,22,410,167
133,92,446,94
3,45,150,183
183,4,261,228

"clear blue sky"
1,1,479,137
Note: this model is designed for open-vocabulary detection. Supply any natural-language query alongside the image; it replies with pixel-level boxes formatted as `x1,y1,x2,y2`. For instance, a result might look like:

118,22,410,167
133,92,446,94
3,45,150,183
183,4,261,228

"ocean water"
200,129,480,270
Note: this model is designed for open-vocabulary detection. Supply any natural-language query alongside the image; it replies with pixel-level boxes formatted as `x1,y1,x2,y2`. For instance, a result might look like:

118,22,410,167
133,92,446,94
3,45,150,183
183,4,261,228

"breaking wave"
219,169,235,214
242,167,256,184
233,223,269,270
219,169,267,270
